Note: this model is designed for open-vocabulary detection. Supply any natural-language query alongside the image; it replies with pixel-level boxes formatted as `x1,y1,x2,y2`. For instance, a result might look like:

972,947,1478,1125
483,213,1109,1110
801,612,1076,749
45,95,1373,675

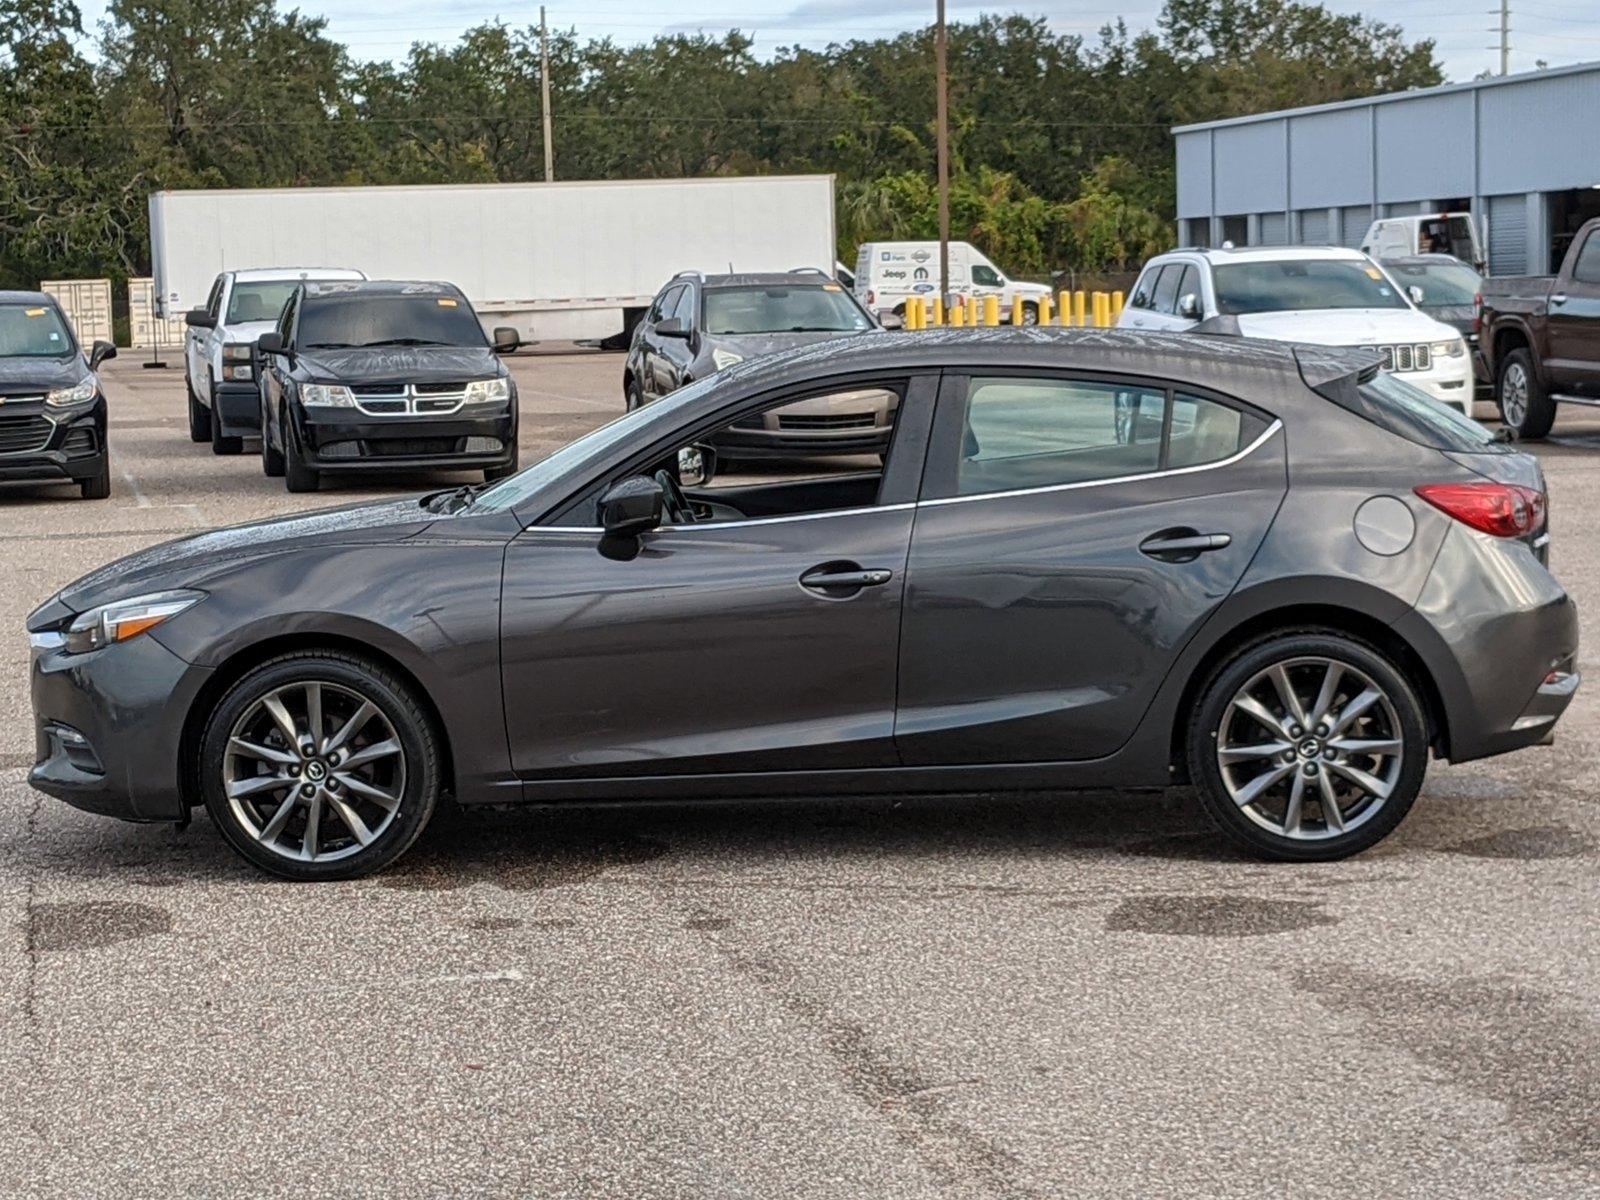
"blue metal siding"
1175,132,1213,220
1479,72,1600,194
1287,109,1372,209
1213,121,1288,214
1375,92,1474,201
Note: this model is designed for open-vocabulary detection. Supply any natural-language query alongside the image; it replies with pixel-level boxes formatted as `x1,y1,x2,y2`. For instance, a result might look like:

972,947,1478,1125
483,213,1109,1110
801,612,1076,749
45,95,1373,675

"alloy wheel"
1215,656,1405,841
223,680,406,863
1501,362,1528,428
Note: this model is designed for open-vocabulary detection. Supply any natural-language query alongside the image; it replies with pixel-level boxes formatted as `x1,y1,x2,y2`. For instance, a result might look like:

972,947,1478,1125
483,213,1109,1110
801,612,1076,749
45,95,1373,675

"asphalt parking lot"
1,352,1598,1198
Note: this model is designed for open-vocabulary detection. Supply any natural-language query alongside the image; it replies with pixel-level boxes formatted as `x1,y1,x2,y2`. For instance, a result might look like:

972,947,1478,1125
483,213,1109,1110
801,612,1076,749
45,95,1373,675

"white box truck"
148,176,838,344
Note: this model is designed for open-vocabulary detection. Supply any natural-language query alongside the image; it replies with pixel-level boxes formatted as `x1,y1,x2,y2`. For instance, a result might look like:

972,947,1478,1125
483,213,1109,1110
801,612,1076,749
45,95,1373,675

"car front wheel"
199,652,441,880
1187,631,1426,861
261,396,285,477
282,409,319,493
187,376,212,443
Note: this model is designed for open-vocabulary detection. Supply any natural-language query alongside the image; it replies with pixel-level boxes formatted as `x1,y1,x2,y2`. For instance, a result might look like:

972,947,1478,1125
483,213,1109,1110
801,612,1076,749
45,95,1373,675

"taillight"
1415,482,1546,538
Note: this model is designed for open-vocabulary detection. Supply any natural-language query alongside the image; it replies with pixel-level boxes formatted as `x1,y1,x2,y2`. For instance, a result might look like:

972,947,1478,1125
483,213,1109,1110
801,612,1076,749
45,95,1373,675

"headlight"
711,349,744,371
463,377,511,405
62,590,204,655
45,377,97,408
222,344,253,362
1431,338,1466,359
222,364,253,381
301,383,355,407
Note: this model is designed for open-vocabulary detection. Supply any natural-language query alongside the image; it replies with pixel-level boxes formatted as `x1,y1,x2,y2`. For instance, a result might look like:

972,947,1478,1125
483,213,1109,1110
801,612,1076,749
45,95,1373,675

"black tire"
187,376,212,443
282,411,319,493
79,455,111,500
1020,302,1040,327
199,651,442,881
1497,348,1555,440
625,377,643,411
210,383,244,456
1186,629,1427,862
261,397,285,477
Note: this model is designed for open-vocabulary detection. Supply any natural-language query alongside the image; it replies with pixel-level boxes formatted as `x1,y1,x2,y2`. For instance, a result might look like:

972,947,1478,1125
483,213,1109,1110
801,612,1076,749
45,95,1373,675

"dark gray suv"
625,269,884,461
27,330,1577,879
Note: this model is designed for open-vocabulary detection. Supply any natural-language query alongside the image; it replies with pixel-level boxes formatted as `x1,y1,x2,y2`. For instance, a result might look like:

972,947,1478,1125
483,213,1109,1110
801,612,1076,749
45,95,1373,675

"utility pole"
1493,0,1511,76
935,0,950,304
540,6,554,181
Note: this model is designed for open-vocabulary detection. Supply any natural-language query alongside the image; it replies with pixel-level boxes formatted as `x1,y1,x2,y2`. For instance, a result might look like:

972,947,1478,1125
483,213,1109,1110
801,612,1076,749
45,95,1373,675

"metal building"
1173,61,1600,275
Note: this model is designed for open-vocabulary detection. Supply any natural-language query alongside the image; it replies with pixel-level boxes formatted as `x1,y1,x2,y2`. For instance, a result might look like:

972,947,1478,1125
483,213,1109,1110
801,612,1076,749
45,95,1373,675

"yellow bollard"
1057,290,1072,326
983,295,1000,327
931,296,944,327
1009,295,1024,326
962,296,976,326
906,298,923,331
1039,294,1052,325
949,301,964,328
1094,292,1111,327
1111,290,1124,324
1073,291,1088,328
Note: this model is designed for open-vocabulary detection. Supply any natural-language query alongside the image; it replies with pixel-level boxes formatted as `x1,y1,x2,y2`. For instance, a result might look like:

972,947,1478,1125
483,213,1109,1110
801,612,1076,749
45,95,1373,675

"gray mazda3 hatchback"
27,330,1577,879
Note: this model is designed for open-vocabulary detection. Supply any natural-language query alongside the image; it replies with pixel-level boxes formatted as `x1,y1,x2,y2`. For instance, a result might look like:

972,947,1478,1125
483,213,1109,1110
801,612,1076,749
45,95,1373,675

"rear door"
1547,228,1600,396
894,371,1288,765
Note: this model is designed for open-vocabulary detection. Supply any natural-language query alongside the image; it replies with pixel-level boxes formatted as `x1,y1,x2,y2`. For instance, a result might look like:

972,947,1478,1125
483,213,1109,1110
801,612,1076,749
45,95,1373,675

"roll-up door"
1339,206,1372,249
1299,209,1330,245
1487,194,1527,277
1259,213,1287,245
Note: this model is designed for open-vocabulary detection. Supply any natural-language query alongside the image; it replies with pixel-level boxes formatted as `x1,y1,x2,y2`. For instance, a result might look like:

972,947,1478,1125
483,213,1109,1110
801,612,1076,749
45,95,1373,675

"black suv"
624,270,886,460
258,281,521,492
0,291,115,500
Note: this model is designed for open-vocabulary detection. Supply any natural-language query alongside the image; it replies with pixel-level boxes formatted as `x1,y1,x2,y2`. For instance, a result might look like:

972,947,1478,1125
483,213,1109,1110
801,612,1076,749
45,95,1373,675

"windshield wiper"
304,342,358,349
358,337,449,348
422,483,484,514
785,326,853,332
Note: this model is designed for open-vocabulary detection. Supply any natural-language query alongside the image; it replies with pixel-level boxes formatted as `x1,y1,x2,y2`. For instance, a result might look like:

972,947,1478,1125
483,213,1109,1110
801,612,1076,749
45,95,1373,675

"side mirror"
257,332,285,355
1406,285,1426,305
492,326,520,354
185,309,217,329
598,475,664,539
1177,293,1201,319
676,444,718,488
88,340,117,369
656,317,691,339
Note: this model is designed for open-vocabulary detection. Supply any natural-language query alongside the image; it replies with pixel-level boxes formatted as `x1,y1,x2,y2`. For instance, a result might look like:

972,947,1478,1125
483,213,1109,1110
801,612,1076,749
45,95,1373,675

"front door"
894,372,1287,765
1547,230,1600,396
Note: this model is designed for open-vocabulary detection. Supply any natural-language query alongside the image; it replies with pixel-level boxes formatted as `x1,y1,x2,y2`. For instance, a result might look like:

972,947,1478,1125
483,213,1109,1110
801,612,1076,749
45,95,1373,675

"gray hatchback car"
28,330,1577,879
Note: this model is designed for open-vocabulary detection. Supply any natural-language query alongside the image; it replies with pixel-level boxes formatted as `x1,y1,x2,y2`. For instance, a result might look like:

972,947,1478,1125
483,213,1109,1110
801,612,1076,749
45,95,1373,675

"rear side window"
948,378,1261,498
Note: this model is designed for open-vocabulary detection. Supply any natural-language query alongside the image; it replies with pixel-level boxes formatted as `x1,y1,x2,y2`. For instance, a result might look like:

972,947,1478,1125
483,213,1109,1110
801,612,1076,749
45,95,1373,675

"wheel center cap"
1298,738,1322,759
305,760,328,782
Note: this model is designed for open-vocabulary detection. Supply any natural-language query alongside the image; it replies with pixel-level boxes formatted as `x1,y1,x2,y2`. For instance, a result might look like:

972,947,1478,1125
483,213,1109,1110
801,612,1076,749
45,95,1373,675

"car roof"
700,272,841,289
1156,245,1371,266
231,268,365,283
301,280,463,299
708,327,1377,401
0,291,57,306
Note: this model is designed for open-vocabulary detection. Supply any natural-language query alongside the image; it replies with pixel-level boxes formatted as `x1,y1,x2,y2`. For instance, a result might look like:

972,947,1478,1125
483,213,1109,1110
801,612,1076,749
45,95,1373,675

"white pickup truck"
183,267,365,453
1117,246,1475,416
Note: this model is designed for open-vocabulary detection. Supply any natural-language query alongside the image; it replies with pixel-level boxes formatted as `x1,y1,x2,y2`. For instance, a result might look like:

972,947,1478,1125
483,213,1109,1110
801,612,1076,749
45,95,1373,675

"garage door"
1259,213,1287,246
1299,209,1330,245
1339,206,1372,249
1488,194,1527,277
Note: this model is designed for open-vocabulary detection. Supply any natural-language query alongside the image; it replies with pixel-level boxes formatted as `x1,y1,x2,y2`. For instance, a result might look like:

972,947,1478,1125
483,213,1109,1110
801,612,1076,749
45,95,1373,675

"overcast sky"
71,0,1600,83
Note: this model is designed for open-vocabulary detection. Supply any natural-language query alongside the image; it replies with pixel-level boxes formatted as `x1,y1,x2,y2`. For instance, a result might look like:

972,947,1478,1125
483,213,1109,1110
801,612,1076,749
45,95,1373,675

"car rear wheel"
1187,631,1426,861
186,377,211,443
1498,348,1555,440
1020,302,1040,326
200,652,441,880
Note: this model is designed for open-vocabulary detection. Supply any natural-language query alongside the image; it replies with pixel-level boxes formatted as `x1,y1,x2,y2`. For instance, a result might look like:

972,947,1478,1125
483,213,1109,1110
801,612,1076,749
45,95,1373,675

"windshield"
226,281,299,324
1213,260,1408,315
298,294,487,349
1355,372,1506,453
1383,261,1482,307
0,303,75,359
473,373,727,515
703,285,871,336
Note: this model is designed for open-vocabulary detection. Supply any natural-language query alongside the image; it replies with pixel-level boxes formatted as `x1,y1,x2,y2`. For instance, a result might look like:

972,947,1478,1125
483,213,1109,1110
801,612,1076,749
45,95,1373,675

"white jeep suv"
1118,246,1474,417
183,267,366,453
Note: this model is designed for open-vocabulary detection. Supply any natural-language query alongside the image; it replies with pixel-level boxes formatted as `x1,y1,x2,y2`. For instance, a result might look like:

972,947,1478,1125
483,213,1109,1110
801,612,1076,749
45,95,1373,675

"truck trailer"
148,176,838,344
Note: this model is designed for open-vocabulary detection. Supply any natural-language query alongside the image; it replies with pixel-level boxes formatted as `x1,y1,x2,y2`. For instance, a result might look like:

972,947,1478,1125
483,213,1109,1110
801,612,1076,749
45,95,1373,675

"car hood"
1420,304,1476,336
1235,308,1457,345
296,345,502,385
0,355,85,395
42,496,441,619
710,329,876,359
223,320,280,344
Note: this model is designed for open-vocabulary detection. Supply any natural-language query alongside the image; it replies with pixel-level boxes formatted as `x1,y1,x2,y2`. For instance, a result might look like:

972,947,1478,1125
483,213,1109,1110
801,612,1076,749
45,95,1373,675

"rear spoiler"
1188,314,1383,393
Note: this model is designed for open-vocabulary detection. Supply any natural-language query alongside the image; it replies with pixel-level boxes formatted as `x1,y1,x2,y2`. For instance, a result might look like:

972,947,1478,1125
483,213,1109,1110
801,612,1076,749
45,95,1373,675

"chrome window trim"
527,421,1281,535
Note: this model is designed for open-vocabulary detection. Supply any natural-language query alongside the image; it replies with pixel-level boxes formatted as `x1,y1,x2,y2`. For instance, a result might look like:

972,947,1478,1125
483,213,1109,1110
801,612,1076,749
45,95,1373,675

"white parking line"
117,459,150,507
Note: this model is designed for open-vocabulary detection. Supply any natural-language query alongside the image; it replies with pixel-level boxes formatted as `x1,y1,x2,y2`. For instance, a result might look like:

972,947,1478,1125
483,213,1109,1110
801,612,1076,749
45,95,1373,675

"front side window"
1385,260,1482,305
971,264,1003,287
650,285,684,323
227,281,299,324
0,303,75,359
1152,265,1183,313
296,293,487,349
206,276,225,317
701,285,870,336
1213,259,1407,314
670,286,697,326
1572,234,1600,285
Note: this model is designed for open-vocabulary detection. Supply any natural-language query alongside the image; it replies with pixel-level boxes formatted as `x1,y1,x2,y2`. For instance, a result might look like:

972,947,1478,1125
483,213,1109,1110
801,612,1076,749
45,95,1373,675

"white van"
1361,212,1484,272
853,240,1051,324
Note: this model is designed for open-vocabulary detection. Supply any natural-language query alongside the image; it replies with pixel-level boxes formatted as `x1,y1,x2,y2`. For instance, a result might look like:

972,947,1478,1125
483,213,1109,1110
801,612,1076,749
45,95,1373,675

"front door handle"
799,563,894,594
1551,293,1568,306
1139,530,1232,562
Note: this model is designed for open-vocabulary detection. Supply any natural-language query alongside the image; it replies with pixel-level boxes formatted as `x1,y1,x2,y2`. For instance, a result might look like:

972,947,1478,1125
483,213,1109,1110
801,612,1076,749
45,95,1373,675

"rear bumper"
295,406,517,473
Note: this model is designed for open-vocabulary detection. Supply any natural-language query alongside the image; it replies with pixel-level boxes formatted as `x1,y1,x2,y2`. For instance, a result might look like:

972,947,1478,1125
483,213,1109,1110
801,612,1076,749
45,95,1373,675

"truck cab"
182,267,366,455
1362,212,1485,272
1479,216,1600,438
853,241,1051,325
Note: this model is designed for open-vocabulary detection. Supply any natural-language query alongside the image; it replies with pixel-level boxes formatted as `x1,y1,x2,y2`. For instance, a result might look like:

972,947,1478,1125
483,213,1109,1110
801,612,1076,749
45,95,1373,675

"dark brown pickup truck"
1479,215,1600,438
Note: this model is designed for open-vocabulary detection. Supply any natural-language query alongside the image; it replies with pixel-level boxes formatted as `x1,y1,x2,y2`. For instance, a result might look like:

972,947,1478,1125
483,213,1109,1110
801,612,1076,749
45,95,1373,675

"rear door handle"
1139,530,1232,562
800,564,893,594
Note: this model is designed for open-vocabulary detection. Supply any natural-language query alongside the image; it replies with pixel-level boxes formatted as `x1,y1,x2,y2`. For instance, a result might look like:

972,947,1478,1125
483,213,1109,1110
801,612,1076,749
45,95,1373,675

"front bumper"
714,393,896,459
295,405,517,473
213,380,261,437
28,626,211,822
0,402,106,484
1403,354,1476,417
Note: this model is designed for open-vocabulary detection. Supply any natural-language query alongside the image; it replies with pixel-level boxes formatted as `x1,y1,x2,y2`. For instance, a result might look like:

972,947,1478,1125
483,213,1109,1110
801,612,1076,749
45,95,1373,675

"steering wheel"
653,468,695,525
